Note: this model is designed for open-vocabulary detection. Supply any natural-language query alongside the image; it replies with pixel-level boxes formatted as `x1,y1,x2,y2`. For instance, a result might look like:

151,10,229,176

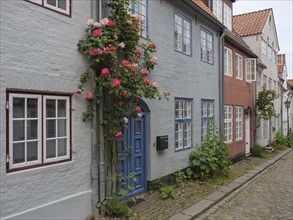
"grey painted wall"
0,0,93,218
143,0,222,181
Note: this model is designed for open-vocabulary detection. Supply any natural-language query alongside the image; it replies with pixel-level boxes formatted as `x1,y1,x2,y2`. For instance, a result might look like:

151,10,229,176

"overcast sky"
233,0,293,79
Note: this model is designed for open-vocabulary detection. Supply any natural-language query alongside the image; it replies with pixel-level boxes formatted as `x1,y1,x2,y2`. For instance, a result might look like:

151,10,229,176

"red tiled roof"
287,80,293,87
233,8,272,37
191,0,218,20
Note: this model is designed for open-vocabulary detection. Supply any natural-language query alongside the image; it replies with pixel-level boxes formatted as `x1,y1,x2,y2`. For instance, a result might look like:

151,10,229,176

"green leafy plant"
270,131,288,150
160,185,176,199
185,167,194,180
251,144,266,158
105,197,132,218
148,178,162,191
189,125,231,179
287,132,293,148
256,86,278,127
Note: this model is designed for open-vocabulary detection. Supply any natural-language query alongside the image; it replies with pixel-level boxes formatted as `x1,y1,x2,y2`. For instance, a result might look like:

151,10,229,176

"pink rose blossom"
150,43,157,49
152,82,159,89
122,91,127,97
101,68,110,76
141,68,148,75
135,16,140,22
92,29,103,37
100,18,109,26
74,88,82,94
119,102,123,106
86,19,94,26
119,42,125,48
108,20,116,27
89,48,102,56
136,50,142,56
130,67,137,73
137,113,143,118
136,106,142,113
144,77,150,85
115,132,123,138
93,22,101,27
112,79,121,87
103,47,110,54
150,56,158,64
85,92,94,100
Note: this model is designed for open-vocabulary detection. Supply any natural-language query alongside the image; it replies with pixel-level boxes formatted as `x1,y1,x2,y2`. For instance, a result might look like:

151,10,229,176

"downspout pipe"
219,30,225,135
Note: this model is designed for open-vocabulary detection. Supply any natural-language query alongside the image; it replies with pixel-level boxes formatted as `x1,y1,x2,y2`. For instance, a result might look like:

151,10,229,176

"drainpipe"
219,30,225,134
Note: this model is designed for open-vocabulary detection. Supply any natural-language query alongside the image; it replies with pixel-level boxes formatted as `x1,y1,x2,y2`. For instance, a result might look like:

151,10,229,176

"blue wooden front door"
118,112,147,197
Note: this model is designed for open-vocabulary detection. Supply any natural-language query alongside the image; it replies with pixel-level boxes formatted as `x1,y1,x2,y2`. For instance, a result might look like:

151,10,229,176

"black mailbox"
156,135,168,150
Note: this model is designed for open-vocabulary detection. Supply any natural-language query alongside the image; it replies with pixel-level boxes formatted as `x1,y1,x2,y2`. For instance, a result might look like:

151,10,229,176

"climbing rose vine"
76,0,167,139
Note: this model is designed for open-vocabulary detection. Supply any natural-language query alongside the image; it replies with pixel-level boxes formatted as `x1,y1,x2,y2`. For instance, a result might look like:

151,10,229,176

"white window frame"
262,39,267,56
235,53,243,80
43,96,70,163
223,3,232,30
8,92,71,172
201,100,214,142
174,12,192,55
44,0,70,15
246,58,256,82
213,0,223,22
175,99,192,151
129,0,148,38
8,94,42,170
224,47,232,76
200,29,214,64
224,105,233,143
236,106,243,140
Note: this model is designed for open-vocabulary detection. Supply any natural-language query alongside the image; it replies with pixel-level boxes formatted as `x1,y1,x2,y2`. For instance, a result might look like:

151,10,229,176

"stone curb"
168,148,293,220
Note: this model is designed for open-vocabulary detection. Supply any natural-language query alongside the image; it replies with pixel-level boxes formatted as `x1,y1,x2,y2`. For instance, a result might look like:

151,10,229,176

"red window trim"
6,90,72,173
23,0,72,18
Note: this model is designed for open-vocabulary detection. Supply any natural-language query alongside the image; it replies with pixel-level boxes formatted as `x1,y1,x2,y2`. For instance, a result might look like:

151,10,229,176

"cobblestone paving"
198,151,293,220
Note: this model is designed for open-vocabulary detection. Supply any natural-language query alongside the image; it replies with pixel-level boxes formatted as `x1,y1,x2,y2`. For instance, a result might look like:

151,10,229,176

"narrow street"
198,151,293,220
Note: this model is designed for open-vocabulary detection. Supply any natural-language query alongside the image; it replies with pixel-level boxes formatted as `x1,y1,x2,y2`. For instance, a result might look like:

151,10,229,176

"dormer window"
223,3,232,30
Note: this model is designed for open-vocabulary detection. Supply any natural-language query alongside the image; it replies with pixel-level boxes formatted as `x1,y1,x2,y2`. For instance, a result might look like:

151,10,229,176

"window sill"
175,146,193,152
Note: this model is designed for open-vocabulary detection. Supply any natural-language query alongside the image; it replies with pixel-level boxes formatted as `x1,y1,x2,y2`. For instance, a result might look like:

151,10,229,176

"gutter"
219,31,225,134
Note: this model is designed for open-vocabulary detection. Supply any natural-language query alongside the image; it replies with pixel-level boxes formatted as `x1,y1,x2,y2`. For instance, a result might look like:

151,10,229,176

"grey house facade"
0,0,225,218
0,0,93,219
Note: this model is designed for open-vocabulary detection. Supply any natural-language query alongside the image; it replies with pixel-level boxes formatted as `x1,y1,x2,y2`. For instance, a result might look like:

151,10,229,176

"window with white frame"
246,58,256,81
200,28,214,64
236,53,243,80
224,105,233,142
175,99,192,151
223,3,232,30
26,0,71,16
224,47,232,76
129,0,148,38
236,106,243,140
213,0,223,22
268,46,272,60
7,92,71,171
201,100,214,142
174,12,191,55
262,39,267,56
257,73,262,93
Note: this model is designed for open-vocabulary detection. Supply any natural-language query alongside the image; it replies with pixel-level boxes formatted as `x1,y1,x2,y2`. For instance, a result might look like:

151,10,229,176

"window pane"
58,0,66,10
135,121,141,134
27,120,38,140
58,100,66,117
13,143,25,164
46,140,56,159
27,141,38,161
27,98,38,118
47,0,56,6
58,119,66,137
13,98,25,118
46,100,56,118
58,138,67,157
13,120,25,141
47,120,56,138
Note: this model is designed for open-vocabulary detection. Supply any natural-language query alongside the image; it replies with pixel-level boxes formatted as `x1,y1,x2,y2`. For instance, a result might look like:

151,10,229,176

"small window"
263,75,268,88
268,78,272,90
175,99,192,151
262,39,267,56
201,29,214,64
224,105,233,143
268,46,272,60
174,12,192,55
129,0,148,38
224,47,232,76
26,0,71,16
201,100,214,142
7,92,71,172
246,58,256,82
223,3,232,30
213,0,223,22
235,53,243,80
236,106,243,140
